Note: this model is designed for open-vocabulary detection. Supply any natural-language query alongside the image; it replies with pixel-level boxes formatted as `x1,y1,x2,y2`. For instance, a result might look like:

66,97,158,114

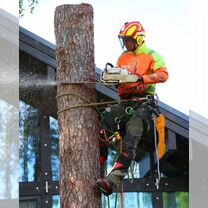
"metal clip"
114,131,122,141
125,106,134,115
115,117,121,130
154,93,159,106
145,95,153,103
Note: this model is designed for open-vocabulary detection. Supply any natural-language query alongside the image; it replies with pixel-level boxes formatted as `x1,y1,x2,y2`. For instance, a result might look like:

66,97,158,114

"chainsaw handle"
104,63,114,72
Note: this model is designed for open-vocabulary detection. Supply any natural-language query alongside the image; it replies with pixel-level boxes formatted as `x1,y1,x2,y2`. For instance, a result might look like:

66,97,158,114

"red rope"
121,179,124,208
99,129,114,145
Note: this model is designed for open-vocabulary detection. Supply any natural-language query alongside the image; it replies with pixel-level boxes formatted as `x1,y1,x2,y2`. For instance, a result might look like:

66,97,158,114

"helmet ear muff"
136,36,144,46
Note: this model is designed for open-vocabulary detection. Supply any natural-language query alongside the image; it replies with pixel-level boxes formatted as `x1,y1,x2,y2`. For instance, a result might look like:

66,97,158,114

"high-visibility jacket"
117,43,168,97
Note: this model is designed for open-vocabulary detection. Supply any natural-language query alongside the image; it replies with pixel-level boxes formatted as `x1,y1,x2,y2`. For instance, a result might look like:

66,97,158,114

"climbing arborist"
96,21,169,196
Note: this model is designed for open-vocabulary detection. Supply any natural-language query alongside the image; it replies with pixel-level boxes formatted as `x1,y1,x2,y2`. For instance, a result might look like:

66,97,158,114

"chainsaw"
100,63,141,84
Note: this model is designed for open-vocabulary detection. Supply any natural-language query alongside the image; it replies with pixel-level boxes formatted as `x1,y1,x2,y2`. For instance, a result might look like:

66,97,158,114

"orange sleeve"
142,67,169,84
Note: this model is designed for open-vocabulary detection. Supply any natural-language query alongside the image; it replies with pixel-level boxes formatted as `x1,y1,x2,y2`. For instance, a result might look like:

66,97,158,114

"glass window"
163,192,189,208
52,195,60,208
102,192,153,208
51,193,152,208
20,199,38,208
106,149,117,174
50,117,60,181
19,101,40,182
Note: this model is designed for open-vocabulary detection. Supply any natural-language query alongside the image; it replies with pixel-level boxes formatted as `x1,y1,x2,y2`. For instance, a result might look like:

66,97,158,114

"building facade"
19,27,189,208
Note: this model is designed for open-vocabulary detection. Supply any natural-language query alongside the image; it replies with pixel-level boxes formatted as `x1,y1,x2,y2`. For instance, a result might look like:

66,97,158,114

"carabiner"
125,106,134,115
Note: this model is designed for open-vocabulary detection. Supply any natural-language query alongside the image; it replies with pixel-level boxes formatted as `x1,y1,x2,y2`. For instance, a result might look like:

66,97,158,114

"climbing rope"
121,180,124,208
114,183,124,208
99,129,119,145
56,94,152,116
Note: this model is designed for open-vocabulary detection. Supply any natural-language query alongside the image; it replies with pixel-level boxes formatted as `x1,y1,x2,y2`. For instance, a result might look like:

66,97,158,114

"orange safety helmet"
118,21,146,51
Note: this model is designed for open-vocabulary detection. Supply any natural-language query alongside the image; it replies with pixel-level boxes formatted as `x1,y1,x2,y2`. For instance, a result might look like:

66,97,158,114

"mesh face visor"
118,36,137,51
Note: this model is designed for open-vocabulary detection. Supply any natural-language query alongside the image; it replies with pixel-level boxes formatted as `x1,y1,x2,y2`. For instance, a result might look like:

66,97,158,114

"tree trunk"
54,4,101,208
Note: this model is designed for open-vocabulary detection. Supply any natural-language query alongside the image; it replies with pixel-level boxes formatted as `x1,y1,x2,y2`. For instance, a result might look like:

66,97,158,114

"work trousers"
100,102,152,188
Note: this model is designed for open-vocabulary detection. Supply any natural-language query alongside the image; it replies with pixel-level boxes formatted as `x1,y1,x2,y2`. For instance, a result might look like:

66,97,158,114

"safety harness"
99,95,166,208
99,95,166,158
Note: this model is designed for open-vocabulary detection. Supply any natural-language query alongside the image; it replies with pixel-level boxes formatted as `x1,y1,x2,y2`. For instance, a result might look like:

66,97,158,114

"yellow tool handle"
156,114,166,159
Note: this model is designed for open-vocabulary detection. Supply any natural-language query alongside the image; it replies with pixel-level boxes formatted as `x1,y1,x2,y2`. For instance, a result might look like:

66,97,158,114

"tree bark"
54,4,101,208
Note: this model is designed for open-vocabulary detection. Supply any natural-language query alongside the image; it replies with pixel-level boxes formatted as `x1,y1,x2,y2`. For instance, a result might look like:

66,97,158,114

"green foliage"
19,0,24,18
19,0,39,18
163,192,189,208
